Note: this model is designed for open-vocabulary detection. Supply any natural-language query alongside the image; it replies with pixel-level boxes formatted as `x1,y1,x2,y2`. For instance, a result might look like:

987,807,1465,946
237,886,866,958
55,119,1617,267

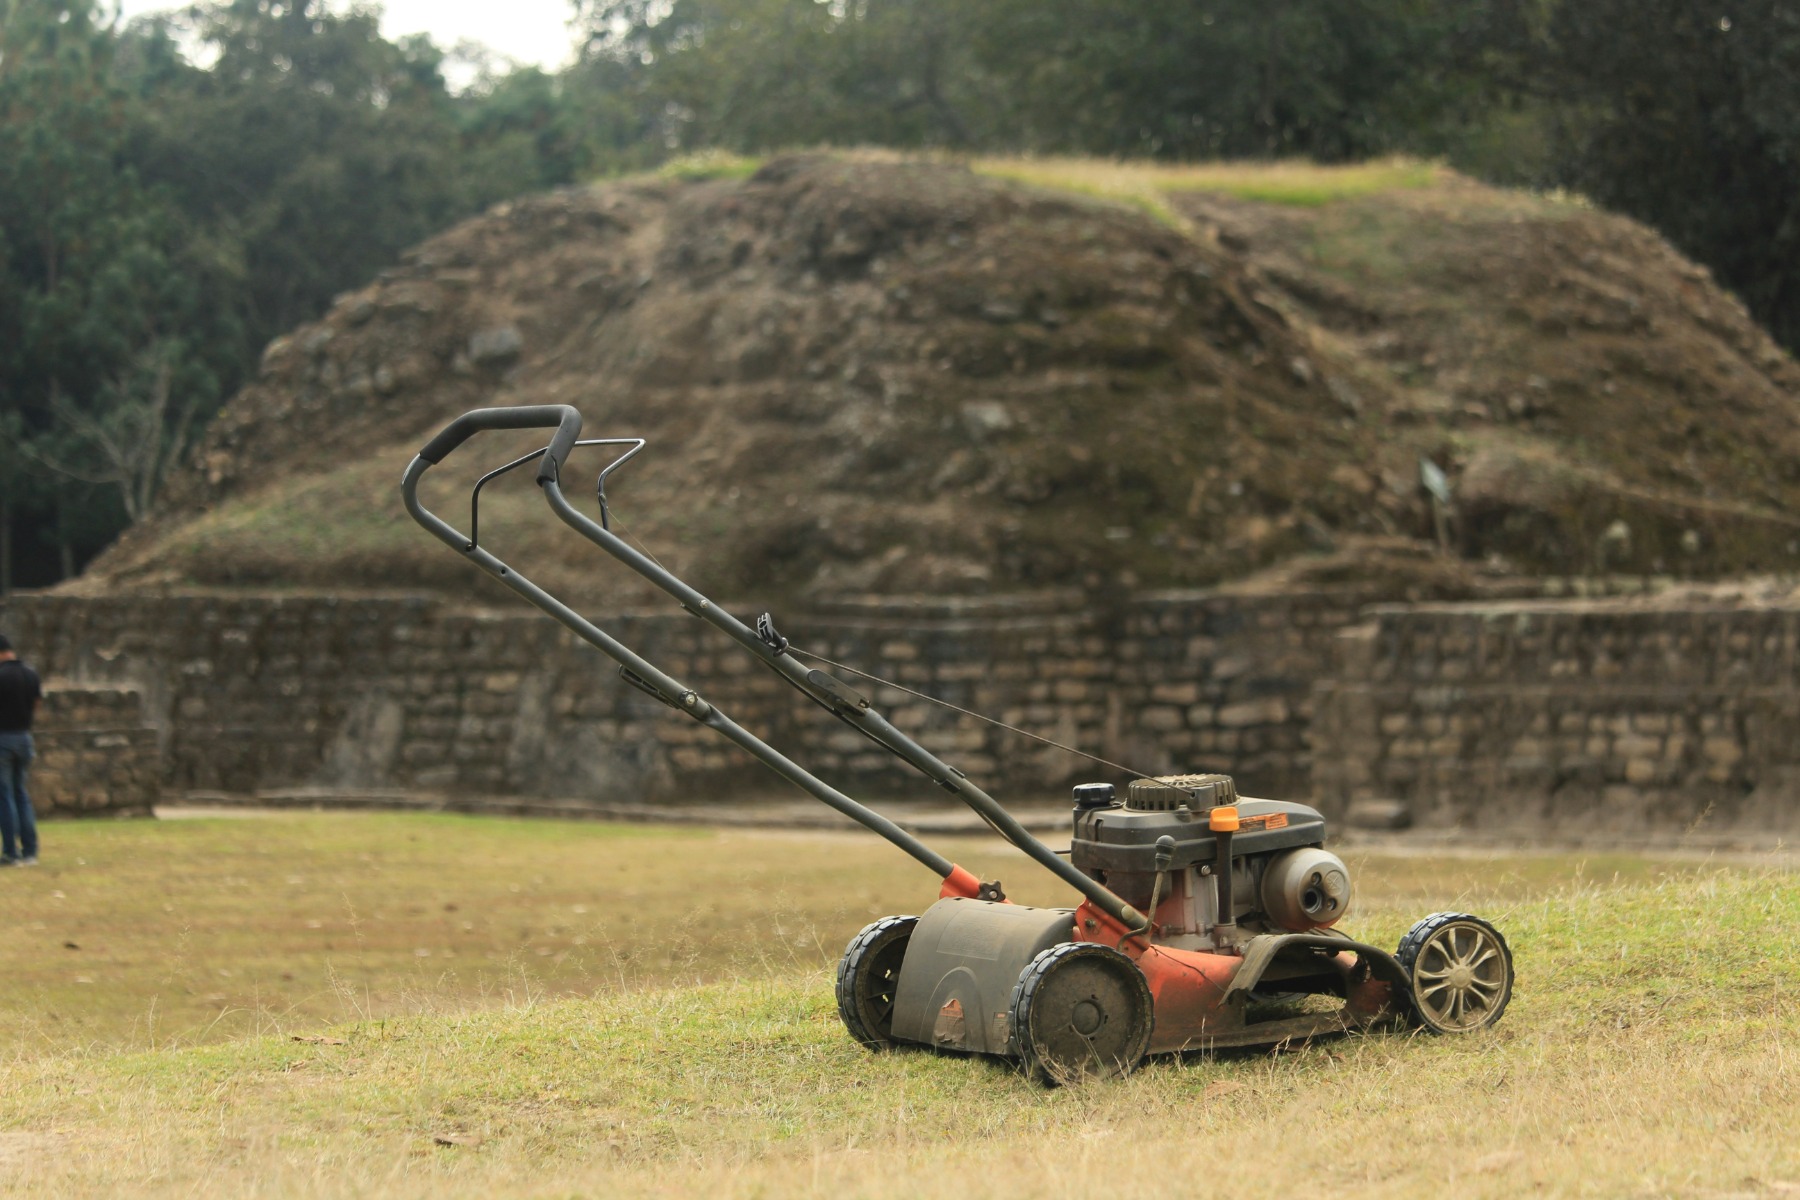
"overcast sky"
117,0,588,76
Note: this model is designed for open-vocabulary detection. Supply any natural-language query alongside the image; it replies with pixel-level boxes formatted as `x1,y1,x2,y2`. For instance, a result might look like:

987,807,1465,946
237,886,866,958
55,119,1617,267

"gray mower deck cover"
890,897,1075,1055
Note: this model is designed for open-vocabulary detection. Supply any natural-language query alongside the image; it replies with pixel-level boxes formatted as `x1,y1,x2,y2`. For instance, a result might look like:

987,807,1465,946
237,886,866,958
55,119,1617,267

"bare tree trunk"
0,499,10,597
1259,2,1285,152
54,491,74,582
33,355,186,526
917,8,971,147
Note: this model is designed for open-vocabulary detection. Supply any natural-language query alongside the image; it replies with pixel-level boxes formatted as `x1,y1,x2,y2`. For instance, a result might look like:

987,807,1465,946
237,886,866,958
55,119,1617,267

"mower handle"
402,403,1146,925
417,404,583,486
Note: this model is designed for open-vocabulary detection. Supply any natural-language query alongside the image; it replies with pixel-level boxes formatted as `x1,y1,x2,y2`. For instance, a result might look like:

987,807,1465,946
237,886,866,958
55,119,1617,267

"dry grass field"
0,811,1795,1198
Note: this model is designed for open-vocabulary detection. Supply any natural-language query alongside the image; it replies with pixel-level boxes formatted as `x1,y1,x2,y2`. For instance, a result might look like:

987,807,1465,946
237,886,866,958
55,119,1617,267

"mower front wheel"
1008,942,1153,1085
836,915,918,1050
1395,912,1514,1034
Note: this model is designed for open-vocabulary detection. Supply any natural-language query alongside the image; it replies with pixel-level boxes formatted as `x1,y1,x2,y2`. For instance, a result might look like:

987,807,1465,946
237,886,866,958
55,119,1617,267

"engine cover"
1071,795,1327,877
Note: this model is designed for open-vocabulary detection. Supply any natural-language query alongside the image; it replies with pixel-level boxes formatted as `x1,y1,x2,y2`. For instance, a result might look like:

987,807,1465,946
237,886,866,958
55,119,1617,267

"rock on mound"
84,156,1800,606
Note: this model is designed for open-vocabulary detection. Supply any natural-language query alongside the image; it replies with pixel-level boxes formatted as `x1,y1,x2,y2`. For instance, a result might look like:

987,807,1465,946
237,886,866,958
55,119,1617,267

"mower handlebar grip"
416,405,584,485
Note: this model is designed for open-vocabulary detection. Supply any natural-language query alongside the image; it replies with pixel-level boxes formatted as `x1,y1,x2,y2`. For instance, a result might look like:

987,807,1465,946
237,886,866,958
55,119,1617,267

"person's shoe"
19,857,37,866
0,858,17,868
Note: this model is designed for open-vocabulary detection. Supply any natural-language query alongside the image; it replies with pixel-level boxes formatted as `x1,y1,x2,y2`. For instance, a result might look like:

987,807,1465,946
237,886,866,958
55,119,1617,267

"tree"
1540,0,1800,349
578,0,853,153
2,0,604,582
571,0,1533,162
454,63,585,194
117,1,474,354
31,346,202,523
0,0,224,576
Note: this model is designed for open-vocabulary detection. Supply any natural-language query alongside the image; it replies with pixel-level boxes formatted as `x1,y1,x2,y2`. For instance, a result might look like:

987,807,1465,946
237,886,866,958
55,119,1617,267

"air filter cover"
1125,773,1237,812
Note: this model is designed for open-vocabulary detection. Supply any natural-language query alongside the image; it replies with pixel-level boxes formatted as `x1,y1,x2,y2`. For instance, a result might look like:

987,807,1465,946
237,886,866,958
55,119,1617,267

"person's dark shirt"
0,660,41,733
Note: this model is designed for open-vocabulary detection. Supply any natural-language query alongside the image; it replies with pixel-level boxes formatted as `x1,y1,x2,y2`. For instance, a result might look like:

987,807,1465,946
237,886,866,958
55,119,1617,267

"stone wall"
1311,599,1800,835
0,588,1365,808
25,684,160,818
15,582,1795,834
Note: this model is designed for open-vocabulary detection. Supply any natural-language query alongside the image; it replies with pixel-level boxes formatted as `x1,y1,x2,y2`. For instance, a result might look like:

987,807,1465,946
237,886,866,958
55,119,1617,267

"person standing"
0,634,41,866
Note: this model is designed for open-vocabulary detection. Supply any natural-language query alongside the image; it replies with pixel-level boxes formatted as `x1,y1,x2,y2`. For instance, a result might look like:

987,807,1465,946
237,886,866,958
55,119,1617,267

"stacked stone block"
9,585,1800,832
0,588,1366,808
1312,602,1800,833
26,684,161,817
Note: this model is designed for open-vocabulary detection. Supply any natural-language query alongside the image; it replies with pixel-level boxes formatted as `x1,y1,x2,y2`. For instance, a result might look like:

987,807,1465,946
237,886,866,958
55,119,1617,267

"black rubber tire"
1395,912,1514,1034
835,915,918,1050
1007,942,1153,1085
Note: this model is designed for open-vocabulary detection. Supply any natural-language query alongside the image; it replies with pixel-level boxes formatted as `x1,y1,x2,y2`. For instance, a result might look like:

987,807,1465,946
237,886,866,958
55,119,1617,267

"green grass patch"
657,150,765,182
160,456,413,564
976,155,1443,218
133,428,591,591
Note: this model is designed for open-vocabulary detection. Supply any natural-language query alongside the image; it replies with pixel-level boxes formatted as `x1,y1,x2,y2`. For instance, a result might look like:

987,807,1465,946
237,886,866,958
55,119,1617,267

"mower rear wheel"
1008,942,1153,1085
1395,912,1514,1033
836,915,918,1050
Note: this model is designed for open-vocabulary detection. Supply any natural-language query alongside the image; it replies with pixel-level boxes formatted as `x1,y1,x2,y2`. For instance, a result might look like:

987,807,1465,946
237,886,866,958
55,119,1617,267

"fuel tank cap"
1072,782,1117,812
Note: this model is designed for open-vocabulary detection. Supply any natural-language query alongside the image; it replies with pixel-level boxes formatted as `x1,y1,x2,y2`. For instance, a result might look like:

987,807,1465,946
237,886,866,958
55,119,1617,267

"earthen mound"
81,156,1800,606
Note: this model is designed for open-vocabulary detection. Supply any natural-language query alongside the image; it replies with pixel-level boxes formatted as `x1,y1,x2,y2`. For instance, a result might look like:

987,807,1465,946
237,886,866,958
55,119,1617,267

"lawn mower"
403,404,1515,1082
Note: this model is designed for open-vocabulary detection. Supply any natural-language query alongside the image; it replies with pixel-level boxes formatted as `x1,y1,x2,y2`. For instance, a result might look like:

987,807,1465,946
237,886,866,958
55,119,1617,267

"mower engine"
1070,774,1352,950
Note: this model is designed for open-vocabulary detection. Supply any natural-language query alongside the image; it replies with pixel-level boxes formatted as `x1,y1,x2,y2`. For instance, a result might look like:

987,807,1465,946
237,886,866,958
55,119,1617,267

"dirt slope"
1181,177,1800,577
81,155,1800,607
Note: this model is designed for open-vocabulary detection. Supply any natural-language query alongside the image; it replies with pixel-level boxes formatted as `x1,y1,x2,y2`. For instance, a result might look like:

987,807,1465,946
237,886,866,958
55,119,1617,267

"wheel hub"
1403,916,1514,1034
1070,998,1104,1035
1012,944,1153,1084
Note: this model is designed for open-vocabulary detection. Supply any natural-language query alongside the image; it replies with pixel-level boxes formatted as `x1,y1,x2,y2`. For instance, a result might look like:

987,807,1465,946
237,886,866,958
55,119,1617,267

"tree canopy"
1539,1,1800,348
576,0,1507,160
0,0,589,586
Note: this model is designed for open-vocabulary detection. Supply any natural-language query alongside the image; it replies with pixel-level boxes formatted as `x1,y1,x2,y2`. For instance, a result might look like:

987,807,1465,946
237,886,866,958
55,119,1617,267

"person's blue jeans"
0,733,37,862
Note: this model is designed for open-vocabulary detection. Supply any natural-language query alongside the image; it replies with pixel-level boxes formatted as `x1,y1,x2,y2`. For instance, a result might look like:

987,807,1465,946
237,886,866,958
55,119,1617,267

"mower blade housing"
889,898,1074,1056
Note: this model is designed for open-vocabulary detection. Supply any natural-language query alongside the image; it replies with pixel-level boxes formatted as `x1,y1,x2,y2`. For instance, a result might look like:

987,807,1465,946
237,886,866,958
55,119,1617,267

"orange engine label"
1238,812,1289,831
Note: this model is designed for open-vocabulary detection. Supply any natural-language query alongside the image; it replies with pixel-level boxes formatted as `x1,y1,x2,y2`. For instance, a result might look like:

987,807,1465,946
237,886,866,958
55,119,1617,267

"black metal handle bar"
417,403,584,486
401,410,958,881
536,450,1147,930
